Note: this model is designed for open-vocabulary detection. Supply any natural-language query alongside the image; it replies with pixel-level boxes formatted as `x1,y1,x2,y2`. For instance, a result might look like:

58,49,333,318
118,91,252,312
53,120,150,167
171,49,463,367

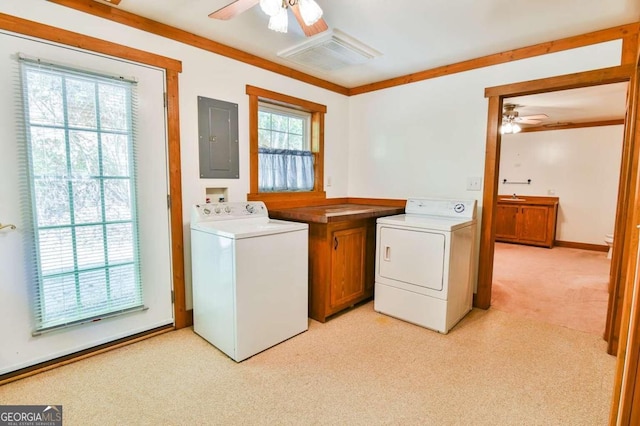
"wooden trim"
46,0,350,96
248,93,259,194
166,69,188,330
475,96,502,309
554,240,609,252
485,65,634,98
610,40,640,423
349,23,639,96
0,13,181,72
623,35,639,65
104,0,121,4
0,325,173,385
246,85,327,206
521,119,625,133
477,67,634,316
246,85,328,113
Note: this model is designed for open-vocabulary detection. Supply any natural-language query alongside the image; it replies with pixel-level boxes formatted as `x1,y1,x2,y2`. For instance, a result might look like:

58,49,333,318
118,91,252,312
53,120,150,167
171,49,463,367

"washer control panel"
405,198,477,219
191,201,268,223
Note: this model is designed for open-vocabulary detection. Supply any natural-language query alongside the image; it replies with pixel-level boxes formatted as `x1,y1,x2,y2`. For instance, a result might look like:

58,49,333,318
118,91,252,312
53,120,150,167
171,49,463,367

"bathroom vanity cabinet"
269,204,404,322
495,196,559,248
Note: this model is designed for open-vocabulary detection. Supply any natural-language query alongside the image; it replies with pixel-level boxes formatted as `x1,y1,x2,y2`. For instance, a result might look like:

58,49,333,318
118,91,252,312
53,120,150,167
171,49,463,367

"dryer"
374,198,477,333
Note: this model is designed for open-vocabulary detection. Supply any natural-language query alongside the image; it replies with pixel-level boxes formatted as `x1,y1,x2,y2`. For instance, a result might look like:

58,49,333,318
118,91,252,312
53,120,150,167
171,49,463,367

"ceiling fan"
503,103,548,125
501,104,549,134
209,0,329,37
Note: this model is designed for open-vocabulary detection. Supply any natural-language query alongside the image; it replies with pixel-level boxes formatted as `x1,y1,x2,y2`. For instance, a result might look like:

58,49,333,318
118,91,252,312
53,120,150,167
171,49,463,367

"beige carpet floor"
0,303,615,425
491,243,610,336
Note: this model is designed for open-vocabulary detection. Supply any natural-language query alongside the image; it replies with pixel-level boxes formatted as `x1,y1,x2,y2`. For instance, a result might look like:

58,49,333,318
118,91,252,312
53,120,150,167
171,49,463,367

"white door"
0,31,173,375
377,226,446,291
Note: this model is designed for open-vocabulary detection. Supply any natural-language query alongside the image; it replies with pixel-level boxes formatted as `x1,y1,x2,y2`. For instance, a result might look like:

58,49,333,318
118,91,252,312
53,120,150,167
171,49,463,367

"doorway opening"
489,84,627,335
475,65,634,355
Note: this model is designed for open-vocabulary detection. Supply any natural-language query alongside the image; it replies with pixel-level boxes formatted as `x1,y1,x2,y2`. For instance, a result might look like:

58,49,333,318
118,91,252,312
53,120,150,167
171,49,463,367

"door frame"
0,16,188,327
475,64,634,345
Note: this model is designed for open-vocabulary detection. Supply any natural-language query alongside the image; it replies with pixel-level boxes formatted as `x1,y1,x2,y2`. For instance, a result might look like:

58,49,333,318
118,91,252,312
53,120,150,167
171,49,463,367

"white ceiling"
93,0,636,124
104,0,640,88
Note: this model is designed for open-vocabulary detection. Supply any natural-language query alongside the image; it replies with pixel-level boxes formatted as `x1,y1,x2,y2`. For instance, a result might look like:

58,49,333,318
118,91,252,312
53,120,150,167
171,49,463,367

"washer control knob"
246,204,256,214
214,206,221,214
203,207,211,215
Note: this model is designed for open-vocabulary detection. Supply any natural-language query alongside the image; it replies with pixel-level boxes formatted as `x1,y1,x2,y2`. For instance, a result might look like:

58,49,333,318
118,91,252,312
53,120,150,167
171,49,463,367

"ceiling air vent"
278,29,381,72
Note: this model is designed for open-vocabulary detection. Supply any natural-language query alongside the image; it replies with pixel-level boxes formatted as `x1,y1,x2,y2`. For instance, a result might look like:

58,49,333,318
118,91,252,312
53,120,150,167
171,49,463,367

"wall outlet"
467,176,482,191
548,189,555,195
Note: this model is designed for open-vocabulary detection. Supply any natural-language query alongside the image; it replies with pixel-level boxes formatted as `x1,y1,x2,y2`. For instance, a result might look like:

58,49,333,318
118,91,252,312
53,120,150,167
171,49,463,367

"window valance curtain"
258,147,314,192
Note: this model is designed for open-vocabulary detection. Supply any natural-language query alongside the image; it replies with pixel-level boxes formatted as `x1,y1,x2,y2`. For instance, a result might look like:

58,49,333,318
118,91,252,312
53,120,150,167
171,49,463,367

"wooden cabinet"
330,225,366,309
495,196,559,248
269,203,404,322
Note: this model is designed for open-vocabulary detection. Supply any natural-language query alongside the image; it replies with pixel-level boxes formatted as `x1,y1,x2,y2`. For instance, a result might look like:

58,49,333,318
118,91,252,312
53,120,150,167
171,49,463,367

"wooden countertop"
269,203,405,224
497,195,559,206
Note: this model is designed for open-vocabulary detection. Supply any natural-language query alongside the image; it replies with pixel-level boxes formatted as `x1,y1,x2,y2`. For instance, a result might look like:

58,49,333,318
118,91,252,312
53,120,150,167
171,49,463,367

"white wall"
0,2,627,306
347,41,622,289
0,1,351,309
499,126,623,245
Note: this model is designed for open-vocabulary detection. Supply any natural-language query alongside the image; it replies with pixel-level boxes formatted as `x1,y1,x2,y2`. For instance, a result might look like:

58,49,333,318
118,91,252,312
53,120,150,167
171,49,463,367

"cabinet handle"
384,246,391,261
334,236,338,250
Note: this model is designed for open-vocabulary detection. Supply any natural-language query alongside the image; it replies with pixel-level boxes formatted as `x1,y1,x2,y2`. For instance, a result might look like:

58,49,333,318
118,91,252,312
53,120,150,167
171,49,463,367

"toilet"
605,233,614,260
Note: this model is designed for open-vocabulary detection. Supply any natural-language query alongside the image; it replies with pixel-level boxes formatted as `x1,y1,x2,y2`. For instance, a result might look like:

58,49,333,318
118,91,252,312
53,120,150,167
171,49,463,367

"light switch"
467,177,482,191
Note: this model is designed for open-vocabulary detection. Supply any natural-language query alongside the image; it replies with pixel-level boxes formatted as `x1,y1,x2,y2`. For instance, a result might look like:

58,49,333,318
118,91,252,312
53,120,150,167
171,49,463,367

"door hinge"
163,92,167,108
167,194,171,209
171,290,175,303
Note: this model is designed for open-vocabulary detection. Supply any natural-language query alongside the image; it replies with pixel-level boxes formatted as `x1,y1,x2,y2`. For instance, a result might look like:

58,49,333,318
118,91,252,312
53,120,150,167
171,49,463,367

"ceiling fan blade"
291,3,329,37
517,118,543,125
209,0,259,20
519,114,548,120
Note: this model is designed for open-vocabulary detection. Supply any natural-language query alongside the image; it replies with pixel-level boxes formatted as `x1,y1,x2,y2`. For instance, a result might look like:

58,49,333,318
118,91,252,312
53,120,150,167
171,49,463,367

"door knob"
0,223,16,231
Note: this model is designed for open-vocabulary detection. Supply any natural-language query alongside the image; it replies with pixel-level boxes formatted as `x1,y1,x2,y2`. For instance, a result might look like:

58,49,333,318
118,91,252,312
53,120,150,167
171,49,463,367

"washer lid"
377,214,475,232
191,218,308,239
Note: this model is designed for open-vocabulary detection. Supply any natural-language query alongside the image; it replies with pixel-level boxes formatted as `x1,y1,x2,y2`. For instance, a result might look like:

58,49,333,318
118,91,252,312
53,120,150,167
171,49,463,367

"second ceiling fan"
209,0,328,37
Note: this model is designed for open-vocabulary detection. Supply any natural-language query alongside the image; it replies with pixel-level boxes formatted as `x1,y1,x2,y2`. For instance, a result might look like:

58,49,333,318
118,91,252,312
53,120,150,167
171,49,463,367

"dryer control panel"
405,198,477,219
191,201,268,223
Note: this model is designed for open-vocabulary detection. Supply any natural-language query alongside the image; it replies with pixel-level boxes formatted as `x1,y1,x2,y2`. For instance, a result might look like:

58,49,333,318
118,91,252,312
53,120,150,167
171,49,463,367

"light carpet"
0,303,615,425
491,242,610,336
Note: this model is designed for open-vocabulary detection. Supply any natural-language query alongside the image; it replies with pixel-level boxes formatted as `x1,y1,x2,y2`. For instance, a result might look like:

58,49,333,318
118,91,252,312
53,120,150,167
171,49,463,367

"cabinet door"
330,226,366,310
495,204,519,240
519,205,549,244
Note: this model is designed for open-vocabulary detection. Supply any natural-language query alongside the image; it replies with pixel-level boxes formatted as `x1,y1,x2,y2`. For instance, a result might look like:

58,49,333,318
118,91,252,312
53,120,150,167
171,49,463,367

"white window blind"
19,57,144,334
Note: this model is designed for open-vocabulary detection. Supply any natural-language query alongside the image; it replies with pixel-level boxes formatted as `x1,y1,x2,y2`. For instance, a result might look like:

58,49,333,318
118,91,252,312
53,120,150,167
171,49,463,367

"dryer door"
378,226,446,291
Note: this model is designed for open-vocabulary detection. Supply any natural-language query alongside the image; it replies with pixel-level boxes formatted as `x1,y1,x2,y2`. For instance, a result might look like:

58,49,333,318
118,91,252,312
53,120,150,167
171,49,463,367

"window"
247,85,326,201
258,103,314,192
20,58,143,334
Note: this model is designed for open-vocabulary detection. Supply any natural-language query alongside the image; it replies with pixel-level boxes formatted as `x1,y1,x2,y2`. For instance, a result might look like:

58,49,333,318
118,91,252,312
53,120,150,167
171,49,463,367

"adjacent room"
491,85,626,336
1,0,640,424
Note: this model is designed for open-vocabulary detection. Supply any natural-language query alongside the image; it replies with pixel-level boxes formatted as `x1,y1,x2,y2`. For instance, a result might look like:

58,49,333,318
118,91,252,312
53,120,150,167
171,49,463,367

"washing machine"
374,198,477,333
191,201,309,362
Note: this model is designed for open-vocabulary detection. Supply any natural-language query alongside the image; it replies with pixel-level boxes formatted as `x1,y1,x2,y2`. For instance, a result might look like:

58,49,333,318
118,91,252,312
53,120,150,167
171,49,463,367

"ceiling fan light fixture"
512,123,522,134
268,6,289,33
260,0,283,17
298,0,323,25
